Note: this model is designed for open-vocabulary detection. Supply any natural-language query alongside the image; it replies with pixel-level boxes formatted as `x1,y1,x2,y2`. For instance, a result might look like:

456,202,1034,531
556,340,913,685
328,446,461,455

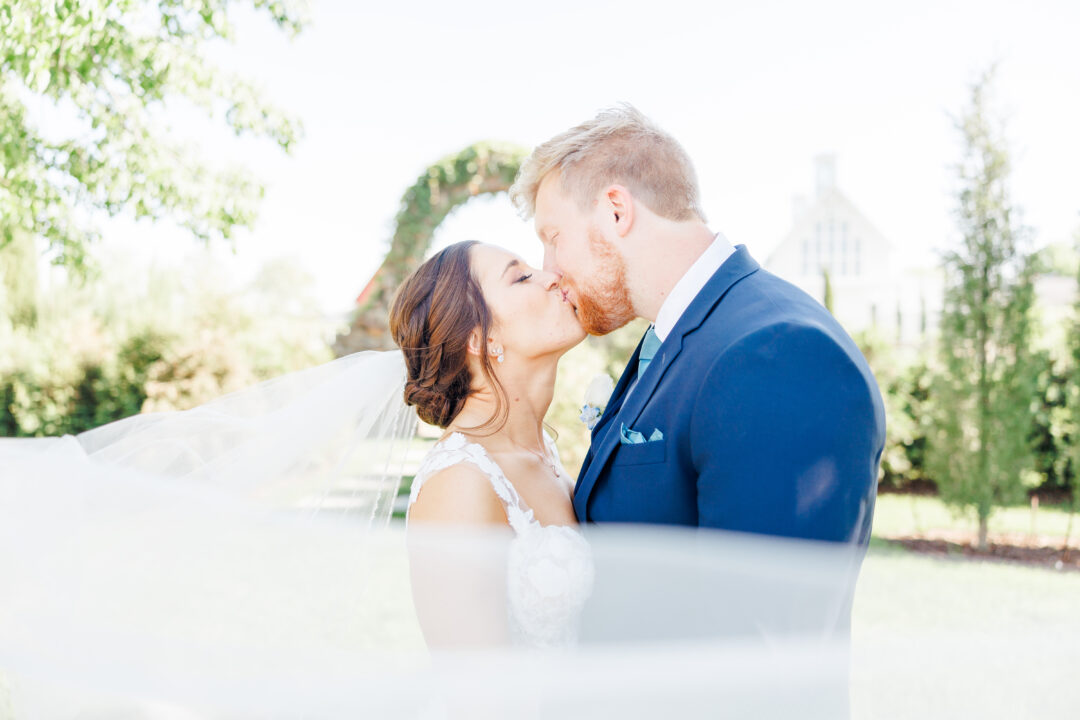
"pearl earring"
497,350,505,364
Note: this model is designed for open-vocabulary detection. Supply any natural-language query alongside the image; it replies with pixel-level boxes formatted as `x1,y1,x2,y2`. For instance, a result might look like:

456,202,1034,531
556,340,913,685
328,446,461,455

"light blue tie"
637,326,662,379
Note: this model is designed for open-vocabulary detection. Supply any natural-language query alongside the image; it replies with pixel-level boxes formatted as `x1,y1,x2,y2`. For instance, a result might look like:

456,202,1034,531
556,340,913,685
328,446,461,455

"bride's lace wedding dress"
407,432,595,648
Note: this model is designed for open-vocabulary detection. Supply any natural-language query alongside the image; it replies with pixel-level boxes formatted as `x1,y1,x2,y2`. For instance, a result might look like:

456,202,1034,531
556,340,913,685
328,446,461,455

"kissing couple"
396,104,886,648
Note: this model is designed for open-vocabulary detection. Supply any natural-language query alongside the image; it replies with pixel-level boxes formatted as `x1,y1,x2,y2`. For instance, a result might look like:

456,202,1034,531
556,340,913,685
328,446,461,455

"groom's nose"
542,247,562,277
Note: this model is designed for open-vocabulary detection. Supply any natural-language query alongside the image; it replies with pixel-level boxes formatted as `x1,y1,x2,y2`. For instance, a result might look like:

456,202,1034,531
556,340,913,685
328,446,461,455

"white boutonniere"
580,373,615,430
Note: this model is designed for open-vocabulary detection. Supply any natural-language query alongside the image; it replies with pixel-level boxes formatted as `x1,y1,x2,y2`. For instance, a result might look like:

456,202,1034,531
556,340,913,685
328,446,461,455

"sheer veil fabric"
1,351,1076,718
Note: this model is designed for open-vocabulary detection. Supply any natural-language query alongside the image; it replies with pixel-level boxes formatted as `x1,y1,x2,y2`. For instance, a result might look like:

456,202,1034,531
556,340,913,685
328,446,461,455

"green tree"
1030,353,1070,496
822,267,834,315
1059,223,1080,551
0,0,305,271
0,230,38,326
926,67,1041,551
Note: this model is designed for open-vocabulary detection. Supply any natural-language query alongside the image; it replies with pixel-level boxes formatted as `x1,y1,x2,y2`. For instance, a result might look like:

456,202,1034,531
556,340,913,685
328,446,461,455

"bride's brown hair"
389,240,508,430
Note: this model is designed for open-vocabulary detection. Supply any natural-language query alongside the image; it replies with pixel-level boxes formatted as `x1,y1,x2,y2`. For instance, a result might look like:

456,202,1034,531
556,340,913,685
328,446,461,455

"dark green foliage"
1029,353,1073,497
1057,225,1080,517
853,329,931,491
884,362,932,490
0,254,331,438
0,328,170,436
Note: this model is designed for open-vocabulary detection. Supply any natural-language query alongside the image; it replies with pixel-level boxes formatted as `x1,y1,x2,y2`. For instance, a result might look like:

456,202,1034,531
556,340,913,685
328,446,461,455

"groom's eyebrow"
501,259,520,277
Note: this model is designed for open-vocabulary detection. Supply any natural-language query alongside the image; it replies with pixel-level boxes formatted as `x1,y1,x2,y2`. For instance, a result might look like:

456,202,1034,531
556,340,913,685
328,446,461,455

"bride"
391,239,583,531
389,239,594,649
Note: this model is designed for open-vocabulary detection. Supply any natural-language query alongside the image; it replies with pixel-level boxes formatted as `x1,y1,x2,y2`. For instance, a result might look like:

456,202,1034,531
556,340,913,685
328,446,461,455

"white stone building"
765,155,937,345
766,155,1076,353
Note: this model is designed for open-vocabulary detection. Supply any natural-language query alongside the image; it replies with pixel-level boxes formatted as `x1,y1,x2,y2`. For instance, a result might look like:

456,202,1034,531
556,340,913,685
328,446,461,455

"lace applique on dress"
408,432,537,533
407,432,594,648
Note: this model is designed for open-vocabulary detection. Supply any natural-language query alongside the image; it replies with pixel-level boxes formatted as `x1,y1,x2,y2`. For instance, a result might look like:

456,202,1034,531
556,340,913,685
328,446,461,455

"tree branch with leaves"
0,0,306,271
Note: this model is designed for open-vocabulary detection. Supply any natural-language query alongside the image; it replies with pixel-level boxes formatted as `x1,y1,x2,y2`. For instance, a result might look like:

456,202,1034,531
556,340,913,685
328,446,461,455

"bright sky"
94,0,1080,315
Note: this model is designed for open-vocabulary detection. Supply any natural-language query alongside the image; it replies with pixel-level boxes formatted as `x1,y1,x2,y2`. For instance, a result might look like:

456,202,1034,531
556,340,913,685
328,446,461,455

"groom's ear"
605,184,634,238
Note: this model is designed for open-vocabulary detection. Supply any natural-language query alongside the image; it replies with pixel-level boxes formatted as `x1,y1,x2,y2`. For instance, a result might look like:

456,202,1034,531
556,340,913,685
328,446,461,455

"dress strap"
408,433,537,534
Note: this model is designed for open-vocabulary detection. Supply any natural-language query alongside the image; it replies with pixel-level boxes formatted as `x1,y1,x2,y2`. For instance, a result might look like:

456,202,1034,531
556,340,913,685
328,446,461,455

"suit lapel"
573,245,761,521
573,333,686,519
574,334,644,492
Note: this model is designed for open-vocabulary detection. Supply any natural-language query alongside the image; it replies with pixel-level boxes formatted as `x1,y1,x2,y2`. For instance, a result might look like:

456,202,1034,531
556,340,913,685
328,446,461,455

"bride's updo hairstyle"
389,240,507,430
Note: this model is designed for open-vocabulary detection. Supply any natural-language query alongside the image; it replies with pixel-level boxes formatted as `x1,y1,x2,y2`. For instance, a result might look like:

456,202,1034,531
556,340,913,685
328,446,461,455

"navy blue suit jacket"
573,245,885,545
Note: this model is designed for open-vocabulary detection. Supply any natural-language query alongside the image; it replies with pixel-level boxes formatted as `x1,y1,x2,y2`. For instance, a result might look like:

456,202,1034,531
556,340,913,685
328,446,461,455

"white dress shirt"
653,232,736,342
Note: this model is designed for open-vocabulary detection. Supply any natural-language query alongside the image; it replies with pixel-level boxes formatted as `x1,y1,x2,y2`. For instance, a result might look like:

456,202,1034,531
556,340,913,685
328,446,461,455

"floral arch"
333,142,527,355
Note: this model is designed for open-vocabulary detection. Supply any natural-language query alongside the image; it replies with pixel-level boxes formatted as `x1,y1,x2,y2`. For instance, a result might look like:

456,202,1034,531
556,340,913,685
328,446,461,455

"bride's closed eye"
513,273,533,284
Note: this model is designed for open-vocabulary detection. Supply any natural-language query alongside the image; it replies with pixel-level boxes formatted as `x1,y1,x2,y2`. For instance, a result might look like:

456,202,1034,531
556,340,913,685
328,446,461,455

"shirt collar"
653,232,736,342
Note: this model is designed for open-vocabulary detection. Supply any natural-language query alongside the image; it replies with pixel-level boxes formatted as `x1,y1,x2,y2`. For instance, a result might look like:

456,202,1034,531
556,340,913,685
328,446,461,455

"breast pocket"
611,439,667,466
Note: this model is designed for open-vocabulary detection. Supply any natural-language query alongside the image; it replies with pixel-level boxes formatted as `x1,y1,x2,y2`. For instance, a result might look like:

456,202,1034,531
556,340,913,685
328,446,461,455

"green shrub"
1,255,335,436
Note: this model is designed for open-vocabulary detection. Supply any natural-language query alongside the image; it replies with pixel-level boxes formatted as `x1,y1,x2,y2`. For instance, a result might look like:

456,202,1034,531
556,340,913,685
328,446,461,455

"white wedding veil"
1,349,1078,719
43,349,418,521
0,349,420,710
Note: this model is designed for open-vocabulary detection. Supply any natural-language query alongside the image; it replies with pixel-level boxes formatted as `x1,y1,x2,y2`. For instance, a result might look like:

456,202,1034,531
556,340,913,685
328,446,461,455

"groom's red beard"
564,227,636,336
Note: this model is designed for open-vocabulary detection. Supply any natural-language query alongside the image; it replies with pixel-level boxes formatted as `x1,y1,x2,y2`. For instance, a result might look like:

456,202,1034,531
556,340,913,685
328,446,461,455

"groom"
510,105,885,546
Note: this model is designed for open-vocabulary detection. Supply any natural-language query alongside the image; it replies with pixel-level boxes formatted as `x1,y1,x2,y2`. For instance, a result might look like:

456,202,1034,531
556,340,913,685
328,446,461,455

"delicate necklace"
514,441,560,478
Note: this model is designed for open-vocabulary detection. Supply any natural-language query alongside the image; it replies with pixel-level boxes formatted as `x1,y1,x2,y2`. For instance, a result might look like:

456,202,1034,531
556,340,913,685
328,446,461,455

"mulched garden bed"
881,531,1080,572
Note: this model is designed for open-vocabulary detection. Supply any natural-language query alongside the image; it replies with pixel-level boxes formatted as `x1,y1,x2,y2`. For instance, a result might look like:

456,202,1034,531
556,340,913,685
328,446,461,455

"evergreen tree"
926,67,1040,550
822,268,835,315
1060,223,1080,549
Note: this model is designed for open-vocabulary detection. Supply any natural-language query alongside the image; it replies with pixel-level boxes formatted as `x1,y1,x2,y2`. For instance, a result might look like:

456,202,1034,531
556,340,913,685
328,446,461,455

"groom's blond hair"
510,104,706,223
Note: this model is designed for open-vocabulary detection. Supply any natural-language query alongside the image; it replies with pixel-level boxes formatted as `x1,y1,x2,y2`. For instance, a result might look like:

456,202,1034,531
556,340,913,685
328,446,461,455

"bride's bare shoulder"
409,462,508,527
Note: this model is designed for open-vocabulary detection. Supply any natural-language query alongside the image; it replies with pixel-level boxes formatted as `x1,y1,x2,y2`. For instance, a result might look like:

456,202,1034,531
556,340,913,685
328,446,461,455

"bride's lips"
560,289,578,314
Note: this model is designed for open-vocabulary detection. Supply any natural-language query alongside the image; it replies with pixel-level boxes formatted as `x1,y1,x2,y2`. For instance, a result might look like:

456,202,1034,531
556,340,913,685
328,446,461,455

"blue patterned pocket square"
620,423,664,445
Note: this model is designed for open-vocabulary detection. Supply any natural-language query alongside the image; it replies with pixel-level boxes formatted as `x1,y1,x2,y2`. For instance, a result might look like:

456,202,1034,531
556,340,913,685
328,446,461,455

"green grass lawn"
871,493,1077,541
856,539,1080,633
852,540,1080,719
